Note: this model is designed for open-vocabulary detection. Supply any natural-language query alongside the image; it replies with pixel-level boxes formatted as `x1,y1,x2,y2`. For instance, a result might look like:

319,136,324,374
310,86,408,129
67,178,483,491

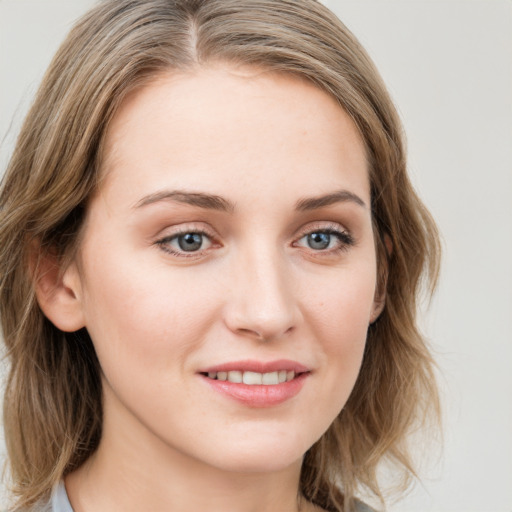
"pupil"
178,233,202,251
308,232,330,250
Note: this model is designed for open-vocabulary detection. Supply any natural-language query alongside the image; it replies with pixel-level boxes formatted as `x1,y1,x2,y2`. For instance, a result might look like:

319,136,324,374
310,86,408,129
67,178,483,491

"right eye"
157,230,213,257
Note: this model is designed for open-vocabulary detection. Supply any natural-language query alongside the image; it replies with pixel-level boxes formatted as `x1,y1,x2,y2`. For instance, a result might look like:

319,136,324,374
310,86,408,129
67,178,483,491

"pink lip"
198,359,310,408
200,359,309,374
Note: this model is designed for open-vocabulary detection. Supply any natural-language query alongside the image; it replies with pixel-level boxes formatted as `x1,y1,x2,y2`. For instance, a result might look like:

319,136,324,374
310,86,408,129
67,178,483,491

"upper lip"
199,359,310,374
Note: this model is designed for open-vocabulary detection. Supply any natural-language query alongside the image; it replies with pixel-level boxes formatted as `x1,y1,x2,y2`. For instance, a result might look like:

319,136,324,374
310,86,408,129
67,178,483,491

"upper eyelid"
293,221,355,248
153,221,350,240
152,218,352,243
153,223,220,256
294,220,350,237
154,222,218,239
155,230,217,260
159,230,212,243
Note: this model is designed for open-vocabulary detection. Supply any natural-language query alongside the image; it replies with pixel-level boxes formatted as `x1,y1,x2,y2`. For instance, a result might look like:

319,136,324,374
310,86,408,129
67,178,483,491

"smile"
204,370,297,385
199,360,310,407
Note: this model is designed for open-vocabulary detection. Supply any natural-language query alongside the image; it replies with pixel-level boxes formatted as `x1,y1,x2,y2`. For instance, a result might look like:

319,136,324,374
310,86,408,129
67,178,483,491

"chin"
210,453,304,475
196,430,316,475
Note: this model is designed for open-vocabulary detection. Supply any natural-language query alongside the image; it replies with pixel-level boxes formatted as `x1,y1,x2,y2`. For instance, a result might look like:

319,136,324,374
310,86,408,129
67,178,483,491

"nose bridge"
225,242,300,341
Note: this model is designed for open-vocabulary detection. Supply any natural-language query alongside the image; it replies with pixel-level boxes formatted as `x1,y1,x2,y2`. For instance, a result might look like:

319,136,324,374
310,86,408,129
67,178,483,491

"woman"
0,1,441,511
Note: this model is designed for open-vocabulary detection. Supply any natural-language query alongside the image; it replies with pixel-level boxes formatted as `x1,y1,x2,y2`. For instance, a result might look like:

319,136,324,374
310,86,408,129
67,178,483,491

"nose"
223,247,302,342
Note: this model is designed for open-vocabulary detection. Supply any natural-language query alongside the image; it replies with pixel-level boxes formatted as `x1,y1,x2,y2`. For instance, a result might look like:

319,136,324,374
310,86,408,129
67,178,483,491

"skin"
40,64,383,512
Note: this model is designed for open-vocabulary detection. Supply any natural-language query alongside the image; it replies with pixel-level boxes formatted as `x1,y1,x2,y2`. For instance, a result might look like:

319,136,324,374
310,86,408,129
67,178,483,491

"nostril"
235,327,269,341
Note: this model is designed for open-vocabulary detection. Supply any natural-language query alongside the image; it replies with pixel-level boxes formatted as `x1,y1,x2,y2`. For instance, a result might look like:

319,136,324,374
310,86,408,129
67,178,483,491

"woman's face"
68,65,381,473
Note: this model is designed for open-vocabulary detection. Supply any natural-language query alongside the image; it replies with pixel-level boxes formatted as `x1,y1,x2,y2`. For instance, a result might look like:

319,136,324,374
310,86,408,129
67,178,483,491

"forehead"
98,64,369,206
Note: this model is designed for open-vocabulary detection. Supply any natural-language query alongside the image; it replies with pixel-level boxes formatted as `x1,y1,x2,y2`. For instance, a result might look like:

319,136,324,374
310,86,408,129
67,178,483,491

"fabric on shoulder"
49,482,73,512
354,498,378,512
38,481,377,512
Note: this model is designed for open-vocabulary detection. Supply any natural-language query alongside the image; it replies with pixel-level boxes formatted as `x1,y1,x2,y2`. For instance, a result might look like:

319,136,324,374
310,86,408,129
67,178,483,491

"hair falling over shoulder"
0,1,441,511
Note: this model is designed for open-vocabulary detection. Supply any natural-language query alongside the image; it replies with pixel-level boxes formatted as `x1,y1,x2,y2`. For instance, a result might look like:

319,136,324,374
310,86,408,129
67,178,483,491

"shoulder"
22,481,72,512
354,498,379,512
17,500,52,512
49,481,73,512
6,501,52,512
310,498,378,512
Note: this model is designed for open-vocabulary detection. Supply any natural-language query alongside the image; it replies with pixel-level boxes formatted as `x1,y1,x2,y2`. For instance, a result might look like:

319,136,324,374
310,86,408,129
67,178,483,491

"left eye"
296,230,351,251
160,232,212,253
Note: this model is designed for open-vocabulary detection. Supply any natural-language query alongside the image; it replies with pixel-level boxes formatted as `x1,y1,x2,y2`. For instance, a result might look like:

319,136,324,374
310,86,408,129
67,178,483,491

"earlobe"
370,289,386,324
33,248,86,332
370,234,392,324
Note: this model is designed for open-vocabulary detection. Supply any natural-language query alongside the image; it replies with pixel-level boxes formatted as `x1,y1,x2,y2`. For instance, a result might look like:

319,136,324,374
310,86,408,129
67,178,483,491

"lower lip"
201,373,309,407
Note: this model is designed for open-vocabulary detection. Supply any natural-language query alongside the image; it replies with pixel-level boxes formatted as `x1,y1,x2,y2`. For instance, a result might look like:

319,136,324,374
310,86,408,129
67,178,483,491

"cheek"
78,245,222,377
304,263,376,404
307,260,377,341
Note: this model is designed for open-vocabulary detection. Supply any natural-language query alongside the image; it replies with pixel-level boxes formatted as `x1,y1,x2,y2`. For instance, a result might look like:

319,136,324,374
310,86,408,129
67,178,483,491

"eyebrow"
295,190,367,211
133,190,235,212
133,188,366,213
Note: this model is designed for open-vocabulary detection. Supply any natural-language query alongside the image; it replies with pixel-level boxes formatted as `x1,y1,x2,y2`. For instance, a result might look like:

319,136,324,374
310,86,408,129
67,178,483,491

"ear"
370,287,386,324
370,234,393,324
33,247,86,332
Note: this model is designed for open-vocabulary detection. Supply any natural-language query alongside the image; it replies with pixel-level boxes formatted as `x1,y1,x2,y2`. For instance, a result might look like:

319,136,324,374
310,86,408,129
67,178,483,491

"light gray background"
1,1,511,511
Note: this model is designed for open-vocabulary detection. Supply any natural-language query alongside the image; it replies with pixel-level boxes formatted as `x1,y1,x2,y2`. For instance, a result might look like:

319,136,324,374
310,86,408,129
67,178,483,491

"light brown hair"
0,1,441,510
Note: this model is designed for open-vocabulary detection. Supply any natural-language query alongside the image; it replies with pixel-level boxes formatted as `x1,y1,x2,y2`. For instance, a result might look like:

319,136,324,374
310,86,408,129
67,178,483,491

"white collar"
50,481,74,512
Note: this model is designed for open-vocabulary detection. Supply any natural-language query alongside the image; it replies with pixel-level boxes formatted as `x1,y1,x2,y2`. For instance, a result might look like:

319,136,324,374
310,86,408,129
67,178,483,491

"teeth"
243,371,262,385
262,372,279,385
227,371,242,383
206,370,298,385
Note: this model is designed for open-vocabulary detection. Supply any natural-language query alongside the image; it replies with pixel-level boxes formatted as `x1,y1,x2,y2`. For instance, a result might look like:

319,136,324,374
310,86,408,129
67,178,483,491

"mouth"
200,369,301,385
198,360,310,407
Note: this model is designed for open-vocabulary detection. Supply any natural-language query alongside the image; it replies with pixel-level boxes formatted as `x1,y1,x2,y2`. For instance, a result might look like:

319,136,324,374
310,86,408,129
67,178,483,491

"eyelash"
156,228,218,259
155,223,354,259
293,223,355,255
